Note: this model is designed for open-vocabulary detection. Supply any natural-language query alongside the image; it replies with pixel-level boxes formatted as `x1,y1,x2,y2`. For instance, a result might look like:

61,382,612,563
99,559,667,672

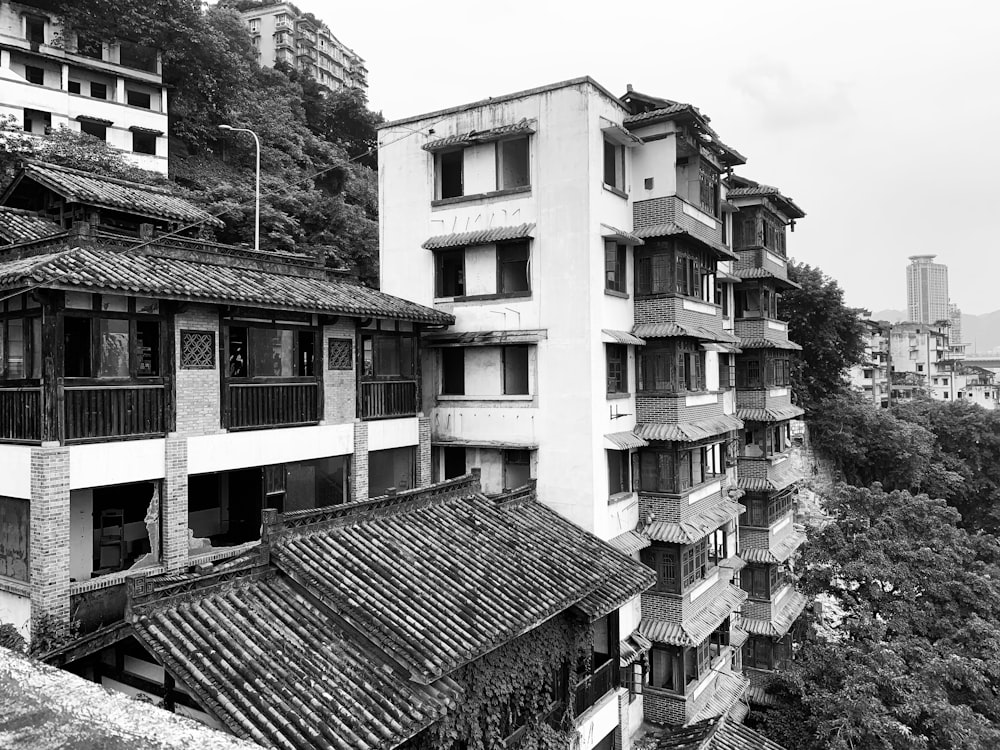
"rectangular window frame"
603,137,626,194
606,343,628,395
62,297,164,384
496,135,530,191
496,240,530,296
605,241,627,293
502,344,530,395
436,148,464,200
226,320,318,381
435,249,465,298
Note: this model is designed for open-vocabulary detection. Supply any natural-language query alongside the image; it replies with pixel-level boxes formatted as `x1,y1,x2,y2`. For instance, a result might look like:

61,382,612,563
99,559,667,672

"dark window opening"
441,348,464,395
0,496,29,582
24,66,44,85
497,136,529,190
132,131,156,155
603,138,625,191
80,121,107,141
90,482,156,575
438,149,463,199
22,108,50,135
606,344,627,394
68,80,81,94
25,17,44,45
369,446,415,497
607,450,629,495
605,241,626,293
497,240,530,294
638,341,705,393
502,345,529,395
435,249,464,297
503,449,531,490
126,89,151,108
90,82,107,99
443,447,465,480
64,317,92,378
227,325,317,378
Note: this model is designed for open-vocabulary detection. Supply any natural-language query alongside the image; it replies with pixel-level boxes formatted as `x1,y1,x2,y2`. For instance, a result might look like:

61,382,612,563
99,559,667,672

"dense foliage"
41,0,384,283
780,262,867,408
757,484,1000,750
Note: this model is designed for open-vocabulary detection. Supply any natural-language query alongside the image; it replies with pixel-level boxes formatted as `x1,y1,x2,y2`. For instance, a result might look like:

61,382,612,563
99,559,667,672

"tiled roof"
7,161,223,227
0,244,454,323
422,119,535,151
270,479,655,683
631,222,736,260
422,222,535,250
609,529,651,555
134,575,460,750
716,268,742,283
739,590,808,638
738,337,803,351
728,184,805,219
602,328,647,346
623,102,693,126
620,630,652,667
740,525,807,565
601,223,645,245
0,646,257,750
689,671,751,724
0,207,62,243
733,267,801,290
661,711,786,750
640,585,747,646
633,322,741,344
635,414,744,443
729,627,750,650
736,405,805,423
644,501,745,545
745,685,779,707
423,329,546,346
738,473,799,493
605,431,649,450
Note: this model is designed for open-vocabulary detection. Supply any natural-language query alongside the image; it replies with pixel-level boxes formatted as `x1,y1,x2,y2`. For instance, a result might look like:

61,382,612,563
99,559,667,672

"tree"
781,262,867,409
757,484,1000,750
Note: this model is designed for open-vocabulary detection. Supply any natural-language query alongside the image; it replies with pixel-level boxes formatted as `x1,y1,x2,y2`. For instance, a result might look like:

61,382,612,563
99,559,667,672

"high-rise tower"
906,255,949,324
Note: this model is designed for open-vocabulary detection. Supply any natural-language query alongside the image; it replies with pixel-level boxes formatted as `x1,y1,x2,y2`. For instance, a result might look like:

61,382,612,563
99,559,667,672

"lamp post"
218,124,260,253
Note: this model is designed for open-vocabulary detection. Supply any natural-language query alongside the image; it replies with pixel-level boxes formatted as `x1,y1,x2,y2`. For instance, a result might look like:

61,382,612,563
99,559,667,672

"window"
80,120,107,140
685,639,711,683
63,301,162,381
25,16,44,44
441,348,464,395
0,496,29,582
718,354,734,390
623,662,645,702
360,328,416,380
650,646,680,692
327,339,352,370
603,138,625,192
436,149,463,199
90,82,107,99
442,447,466,480
606,344,627,394
227,325,316,378
126,89,151,108
24,65,44,85
497,241,530,294
68,80,81,94
607,450,629,495
503,449,531,490
22,109,50,135
681,539,709,589
638,341,705,393
635,243,714,302
742,565,780,599
496,136,529,190
698,163,720,216
180,330,215,370
502,345,529,395
435,249,464,297
743,635,791,671
641,545,679,594
709,527,728,565
736,357,763,389
248,18,261,31
368,447,415,497
605,241,626,293
0,295,41,381
132,131,156,155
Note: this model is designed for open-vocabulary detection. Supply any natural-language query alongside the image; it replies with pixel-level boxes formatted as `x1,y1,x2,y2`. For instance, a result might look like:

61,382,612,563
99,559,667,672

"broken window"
443,446,466,479
497,240,530,294
435,249,464,297
502,345,529,395
603,137,625,192
436,149,463,199
496,136,529,190
440,347,464,395
503,449,531,490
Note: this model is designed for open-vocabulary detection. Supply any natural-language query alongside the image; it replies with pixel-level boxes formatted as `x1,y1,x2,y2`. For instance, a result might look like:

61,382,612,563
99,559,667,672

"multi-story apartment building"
378,77,809,740
0,1,168,173
238,2,368,94
849,319,891,407
906,254,949,326
948,302,966,359
0,160,452,644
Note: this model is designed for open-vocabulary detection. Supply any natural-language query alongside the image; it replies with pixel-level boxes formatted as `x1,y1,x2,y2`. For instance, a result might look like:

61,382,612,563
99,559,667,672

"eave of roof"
422,119,535,151
631,222,736,260
738,590,808,638
640,586,747,646
740,525,807,565
735,405,805,423
734,266,801,290
737,473,799,493
738,336,803,351
632,322,741,344
728,184,805,219
643,501,745,545
609,529,651,556
689,671,750,724
422,222,535,250
635,414,744,443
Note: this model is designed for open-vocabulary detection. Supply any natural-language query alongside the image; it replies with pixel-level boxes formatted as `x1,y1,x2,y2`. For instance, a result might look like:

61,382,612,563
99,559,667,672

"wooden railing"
360,380,417,420
573,659,617,716
65,385,165,442
0,387,42,442
228,381,320,429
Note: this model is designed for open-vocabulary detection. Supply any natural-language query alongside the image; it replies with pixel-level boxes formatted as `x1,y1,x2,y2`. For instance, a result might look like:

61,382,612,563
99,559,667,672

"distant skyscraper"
907,255,949,324
948,302,963,345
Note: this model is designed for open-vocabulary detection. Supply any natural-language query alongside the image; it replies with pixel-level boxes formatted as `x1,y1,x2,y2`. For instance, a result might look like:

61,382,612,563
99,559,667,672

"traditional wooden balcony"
227,381,320,430
572,659,617,717
65,384,166,442
360,380,417,420
0,386,42,442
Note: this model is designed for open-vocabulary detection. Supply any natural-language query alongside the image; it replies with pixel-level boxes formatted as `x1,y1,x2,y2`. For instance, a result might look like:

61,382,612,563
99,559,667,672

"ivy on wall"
409,615,593,750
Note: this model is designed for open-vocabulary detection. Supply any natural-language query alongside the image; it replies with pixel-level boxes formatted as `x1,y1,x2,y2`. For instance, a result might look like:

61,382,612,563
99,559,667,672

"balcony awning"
635,414,744,443
422,222,535,250
736,405,804,423
631,222,736,261
609,529,650,556
690,671,750,724
601,224,644,246
740,525,807,565
738,473,799,493
604,431,648,450
602,329,645,346
738,590,808,638
423,329,546,347
76,115,113,126
619,631,652,667
422,119,536,152
640,585,747,646
431,438,538,450
129,126,164,136
738,337,803,351
735,266,802,290
643,500,744,545
702,342,742,354
716,267,742,283
601,121,644,147
633,322,740,344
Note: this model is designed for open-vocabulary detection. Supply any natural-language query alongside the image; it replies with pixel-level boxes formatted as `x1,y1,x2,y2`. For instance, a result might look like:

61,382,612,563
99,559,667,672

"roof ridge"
24,159,176,195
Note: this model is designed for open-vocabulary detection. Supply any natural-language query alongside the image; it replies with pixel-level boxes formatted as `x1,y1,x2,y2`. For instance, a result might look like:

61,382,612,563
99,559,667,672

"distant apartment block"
906,254,949,325
238,2,367,94
0,0,168,173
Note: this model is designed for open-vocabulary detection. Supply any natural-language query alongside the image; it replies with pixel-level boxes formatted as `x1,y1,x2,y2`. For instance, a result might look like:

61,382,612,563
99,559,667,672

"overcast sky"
299,0,999,315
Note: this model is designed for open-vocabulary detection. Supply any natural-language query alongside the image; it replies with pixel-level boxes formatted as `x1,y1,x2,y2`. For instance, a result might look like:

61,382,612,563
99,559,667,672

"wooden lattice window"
180,330,215,369
328,338,353,370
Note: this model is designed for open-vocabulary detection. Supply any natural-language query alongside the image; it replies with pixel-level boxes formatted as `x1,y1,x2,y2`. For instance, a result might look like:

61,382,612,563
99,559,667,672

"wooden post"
39,290,64,444
163,303,176,433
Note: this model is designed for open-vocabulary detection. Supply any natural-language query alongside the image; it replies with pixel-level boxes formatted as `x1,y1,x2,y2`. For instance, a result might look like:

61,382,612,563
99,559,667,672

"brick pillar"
161,433,189,571
352,420,368,501
29,443,71,641
616,689,632,750
417,415,432,488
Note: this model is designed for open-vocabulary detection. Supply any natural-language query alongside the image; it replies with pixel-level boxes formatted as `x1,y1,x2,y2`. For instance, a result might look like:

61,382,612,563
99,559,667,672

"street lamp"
218,124,261,253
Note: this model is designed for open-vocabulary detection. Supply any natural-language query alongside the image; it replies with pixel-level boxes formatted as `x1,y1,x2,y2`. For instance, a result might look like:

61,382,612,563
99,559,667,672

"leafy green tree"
781,262,867,409
757,484,1000,750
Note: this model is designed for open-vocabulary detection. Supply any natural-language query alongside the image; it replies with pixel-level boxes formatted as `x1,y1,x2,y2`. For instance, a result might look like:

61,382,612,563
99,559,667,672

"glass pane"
376,335,400,376
228,327,247,377
98,319,130,378
101,295,128,312
399,336,414,378
136,321,159,376
136,298,159,315
250,328,293,377
31,318,41,378
503,346,529,395
65,291,93,310
362,336,373,377
7,320,23,378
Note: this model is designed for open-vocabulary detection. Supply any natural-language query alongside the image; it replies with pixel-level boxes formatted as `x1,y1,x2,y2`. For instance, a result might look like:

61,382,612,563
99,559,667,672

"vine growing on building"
411,615,592,750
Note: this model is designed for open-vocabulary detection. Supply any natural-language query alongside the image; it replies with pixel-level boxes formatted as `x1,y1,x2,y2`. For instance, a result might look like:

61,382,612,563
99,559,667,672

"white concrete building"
0,0,168,173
